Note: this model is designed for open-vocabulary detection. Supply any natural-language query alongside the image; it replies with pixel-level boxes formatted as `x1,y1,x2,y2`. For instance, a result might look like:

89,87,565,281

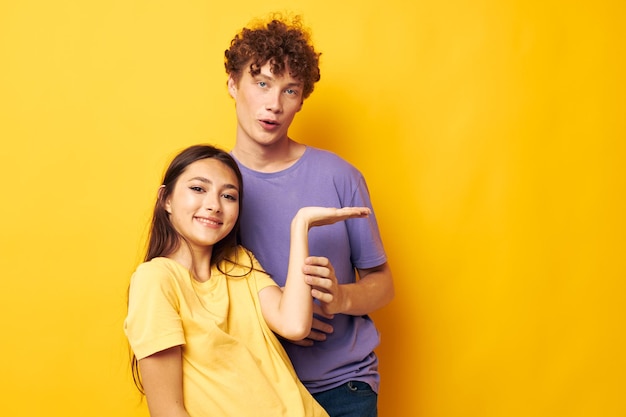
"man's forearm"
339,262,394,316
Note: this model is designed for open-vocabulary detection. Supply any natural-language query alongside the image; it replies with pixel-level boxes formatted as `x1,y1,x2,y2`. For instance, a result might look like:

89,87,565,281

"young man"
224,15,394,417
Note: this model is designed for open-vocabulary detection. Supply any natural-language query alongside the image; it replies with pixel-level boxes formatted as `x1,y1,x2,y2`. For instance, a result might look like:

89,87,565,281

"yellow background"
1,1,624,416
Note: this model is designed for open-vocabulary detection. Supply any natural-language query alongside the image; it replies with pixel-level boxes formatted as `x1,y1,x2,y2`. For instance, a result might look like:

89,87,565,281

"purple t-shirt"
234,146,387,394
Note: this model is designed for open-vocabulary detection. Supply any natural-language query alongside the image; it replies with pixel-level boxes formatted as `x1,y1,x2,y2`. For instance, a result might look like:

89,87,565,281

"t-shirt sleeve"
124,261,185,360
347,175,388,269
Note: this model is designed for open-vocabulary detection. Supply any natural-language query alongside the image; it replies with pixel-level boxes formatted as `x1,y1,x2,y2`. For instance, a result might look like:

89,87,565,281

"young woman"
124,144,370,417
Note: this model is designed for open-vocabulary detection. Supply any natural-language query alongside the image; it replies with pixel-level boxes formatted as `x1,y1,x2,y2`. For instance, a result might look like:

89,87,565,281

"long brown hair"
130,144,244,393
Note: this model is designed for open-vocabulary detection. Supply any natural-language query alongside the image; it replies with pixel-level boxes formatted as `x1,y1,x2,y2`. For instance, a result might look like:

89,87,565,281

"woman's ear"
159,185,172,214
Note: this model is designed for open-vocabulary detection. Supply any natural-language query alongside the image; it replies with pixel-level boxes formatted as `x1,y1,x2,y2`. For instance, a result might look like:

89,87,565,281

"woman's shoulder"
218,246,271,279
132,257,187,285
219,245,258,270
135,256,180,272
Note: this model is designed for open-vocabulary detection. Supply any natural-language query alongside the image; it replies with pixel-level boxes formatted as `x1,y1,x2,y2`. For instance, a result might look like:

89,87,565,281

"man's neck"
232,138,306,173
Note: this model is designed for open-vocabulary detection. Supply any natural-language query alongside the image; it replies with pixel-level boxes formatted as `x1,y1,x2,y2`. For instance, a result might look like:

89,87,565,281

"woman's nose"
205,195,221,212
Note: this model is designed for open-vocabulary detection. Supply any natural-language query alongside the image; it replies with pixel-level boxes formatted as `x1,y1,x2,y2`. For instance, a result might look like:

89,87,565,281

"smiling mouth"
195,217,222,226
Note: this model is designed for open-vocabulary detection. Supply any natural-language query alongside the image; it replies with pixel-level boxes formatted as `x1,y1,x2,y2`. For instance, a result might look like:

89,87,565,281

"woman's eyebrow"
189,176,211,184
189,177,239,191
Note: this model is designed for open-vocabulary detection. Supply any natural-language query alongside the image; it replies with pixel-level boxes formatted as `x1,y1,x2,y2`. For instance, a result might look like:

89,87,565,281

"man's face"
228,61,303,148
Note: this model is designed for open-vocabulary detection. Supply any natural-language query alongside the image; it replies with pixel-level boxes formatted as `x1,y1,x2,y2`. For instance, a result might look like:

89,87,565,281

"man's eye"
258,81,267,87
286,89,296,95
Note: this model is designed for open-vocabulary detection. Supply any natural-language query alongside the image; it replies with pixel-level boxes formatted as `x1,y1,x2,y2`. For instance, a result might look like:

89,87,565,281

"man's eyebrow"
255,73,302,87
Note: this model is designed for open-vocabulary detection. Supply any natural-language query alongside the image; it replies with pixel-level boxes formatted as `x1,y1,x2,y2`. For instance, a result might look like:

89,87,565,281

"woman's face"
165,158,240,253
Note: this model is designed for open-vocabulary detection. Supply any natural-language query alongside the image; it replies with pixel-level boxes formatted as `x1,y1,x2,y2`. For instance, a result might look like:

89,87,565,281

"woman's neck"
168,246,212,282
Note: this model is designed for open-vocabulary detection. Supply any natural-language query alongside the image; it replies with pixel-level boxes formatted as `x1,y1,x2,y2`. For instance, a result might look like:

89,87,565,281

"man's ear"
227,76,237,98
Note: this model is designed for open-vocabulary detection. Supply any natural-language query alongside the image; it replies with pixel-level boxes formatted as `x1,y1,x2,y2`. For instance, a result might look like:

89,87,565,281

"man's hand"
289,303,334,347
303,256,346,315
304,257,395,317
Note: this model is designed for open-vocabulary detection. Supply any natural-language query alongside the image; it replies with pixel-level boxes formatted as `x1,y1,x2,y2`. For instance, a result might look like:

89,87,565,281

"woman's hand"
293,206,371,229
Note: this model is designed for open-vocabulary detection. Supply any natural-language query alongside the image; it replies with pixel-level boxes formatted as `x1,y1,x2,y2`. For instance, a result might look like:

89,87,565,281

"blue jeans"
313,381,378,417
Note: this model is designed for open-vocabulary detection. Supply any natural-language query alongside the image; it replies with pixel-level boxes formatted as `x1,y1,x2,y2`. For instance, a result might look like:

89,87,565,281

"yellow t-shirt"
124,246,328,417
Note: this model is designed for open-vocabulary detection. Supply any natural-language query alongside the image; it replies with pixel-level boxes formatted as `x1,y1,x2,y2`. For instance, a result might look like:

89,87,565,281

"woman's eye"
190,186,204,192
222,193,238,201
